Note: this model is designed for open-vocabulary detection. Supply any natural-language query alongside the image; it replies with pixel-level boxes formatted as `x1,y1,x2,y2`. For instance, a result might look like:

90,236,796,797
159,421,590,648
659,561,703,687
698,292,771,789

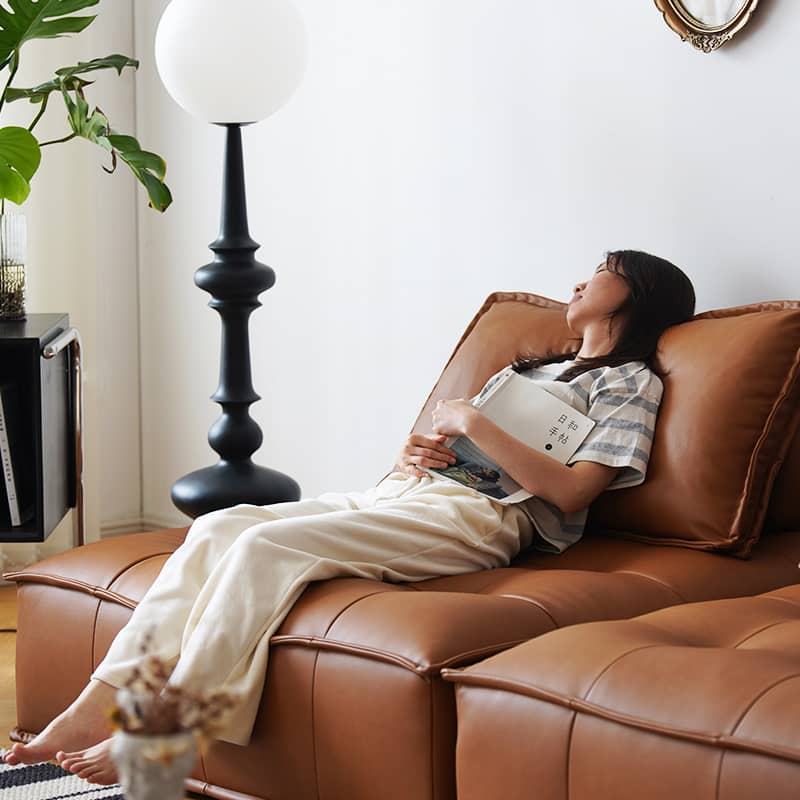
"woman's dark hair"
513,249,696,382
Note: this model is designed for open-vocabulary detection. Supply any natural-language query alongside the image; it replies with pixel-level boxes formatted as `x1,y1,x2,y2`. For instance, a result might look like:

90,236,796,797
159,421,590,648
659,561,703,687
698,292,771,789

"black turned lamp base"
172,123,301,520
172,461,301,519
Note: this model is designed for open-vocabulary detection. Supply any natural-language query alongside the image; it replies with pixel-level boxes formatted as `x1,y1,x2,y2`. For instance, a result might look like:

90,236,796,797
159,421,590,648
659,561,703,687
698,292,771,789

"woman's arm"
432,399,620,514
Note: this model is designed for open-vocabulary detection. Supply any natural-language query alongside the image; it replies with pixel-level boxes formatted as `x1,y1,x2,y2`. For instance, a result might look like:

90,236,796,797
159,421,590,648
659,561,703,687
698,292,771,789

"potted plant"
0,0,172,320
109,646,235,800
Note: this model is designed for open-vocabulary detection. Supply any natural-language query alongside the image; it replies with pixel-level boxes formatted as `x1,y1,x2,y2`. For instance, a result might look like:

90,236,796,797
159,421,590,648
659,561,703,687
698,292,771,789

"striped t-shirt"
474,359,663,553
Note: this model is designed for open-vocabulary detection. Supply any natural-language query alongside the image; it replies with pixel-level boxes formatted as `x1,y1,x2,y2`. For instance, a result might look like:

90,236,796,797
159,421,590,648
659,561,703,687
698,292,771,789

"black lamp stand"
171,123,301,518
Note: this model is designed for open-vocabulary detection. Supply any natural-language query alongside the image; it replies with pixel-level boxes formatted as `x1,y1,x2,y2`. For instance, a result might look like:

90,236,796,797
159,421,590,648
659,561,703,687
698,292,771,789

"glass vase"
0,213,27,321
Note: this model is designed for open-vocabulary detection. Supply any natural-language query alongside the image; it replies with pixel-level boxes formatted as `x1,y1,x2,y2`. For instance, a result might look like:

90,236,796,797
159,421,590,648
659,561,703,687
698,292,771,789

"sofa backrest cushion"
412,294,800,557
411,292,578,435
588,301,800,556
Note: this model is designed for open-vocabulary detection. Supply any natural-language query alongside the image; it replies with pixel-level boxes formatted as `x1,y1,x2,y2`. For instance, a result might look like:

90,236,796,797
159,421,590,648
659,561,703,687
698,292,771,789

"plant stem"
39,132,77,147
28,96,49,133
0,52,20,116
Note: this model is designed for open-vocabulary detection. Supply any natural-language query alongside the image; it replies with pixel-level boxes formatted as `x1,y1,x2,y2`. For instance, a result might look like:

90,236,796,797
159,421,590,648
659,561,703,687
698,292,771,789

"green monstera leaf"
107,134,172,213
6,54,137,106
56,53,137,80
61,89,172,212
0,0,99,70
5,75,88,104
0,126,40,204
0,5,170,212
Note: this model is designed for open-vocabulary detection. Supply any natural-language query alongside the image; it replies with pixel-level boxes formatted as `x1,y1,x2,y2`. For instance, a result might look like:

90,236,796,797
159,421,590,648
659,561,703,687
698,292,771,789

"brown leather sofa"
7,293,800,800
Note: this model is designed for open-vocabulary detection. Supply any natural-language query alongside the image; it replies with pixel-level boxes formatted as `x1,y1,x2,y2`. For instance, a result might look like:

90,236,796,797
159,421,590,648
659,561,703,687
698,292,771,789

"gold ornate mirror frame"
654,0,760,52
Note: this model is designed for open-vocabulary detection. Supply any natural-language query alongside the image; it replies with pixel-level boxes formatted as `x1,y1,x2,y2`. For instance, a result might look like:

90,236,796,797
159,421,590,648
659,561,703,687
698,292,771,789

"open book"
426,368,595,504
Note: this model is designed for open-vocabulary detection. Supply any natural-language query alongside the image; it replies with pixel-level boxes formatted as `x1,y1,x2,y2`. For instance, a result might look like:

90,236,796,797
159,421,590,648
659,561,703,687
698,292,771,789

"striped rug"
0,757,123,800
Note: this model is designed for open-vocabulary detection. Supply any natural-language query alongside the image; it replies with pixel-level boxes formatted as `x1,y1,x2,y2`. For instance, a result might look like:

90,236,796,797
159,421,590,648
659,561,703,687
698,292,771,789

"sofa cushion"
589,302,800,555
411,292,576,436
413,295,800,555
442,585,800,800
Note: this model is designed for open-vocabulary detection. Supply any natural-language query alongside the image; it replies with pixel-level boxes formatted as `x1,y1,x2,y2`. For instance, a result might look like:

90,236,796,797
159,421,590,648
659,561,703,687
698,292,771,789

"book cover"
0,381,33,526
426,368,596,504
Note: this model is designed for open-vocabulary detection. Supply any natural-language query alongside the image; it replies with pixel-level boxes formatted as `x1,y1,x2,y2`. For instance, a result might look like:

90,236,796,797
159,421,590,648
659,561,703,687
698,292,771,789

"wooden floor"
0,585,19,751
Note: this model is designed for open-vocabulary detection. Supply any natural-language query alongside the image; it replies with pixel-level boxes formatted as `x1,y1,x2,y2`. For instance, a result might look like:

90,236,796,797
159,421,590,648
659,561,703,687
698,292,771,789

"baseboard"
100,512,189,538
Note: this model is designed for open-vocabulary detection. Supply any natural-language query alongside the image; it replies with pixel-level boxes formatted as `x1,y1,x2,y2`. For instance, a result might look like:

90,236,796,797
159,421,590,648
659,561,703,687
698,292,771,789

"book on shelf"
0,380,34,526
426,367,596,504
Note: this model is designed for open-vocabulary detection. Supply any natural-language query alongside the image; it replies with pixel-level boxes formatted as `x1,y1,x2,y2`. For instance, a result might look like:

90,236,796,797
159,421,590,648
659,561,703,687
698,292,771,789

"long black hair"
513,250,696,382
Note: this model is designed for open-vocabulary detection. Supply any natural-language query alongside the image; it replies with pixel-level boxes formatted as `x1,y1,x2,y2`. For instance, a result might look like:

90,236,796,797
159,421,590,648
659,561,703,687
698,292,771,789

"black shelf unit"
0,314,73,542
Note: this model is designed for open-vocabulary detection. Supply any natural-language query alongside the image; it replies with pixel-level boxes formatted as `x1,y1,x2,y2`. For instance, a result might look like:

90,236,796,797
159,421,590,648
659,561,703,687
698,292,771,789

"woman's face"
566,261,631,335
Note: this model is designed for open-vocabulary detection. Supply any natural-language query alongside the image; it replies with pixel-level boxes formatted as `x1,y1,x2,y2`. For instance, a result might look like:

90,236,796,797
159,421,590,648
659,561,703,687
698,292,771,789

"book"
0,381,32,526
426,367,596,504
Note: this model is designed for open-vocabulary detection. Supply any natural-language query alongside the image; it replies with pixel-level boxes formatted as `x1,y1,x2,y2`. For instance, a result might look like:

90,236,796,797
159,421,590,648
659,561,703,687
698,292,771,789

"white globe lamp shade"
155,0,307,124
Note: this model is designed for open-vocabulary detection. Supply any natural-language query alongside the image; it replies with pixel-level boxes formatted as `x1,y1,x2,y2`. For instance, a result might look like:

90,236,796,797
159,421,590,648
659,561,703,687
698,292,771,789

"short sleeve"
567,365,663,491
470,366,512,405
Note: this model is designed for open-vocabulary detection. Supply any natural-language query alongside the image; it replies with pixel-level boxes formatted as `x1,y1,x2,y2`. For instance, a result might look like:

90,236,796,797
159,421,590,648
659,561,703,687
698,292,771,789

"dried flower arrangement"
108,637,237,745
106,649,237,798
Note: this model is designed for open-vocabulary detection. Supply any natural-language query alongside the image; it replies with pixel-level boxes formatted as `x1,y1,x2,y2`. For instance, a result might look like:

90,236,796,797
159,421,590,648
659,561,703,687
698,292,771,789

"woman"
4,249,695,783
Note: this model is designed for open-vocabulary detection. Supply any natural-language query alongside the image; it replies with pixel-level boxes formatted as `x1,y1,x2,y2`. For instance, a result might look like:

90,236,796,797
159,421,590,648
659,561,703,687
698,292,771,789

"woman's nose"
573,282,586,294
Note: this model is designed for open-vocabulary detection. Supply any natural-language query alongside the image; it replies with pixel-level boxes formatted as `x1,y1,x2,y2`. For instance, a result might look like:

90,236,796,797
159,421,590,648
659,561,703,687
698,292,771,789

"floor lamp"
155,0,306,518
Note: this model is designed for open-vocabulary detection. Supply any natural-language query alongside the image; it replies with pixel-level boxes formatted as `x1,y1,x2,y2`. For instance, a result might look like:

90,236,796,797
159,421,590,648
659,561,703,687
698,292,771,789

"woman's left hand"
432,399,477,437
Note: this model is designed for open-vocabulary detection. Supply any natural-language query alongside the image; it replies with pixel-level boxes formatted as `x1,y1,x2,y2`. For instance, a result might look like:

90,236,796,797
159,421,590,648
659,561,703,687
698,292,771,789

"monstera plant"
0,0,172,318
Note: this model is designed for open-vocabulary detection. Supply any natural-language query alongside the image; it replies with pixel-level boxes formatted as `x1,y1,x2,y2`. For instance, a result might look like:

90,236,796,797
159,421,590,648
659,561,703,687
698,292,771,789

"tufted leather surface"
9,529,800,800
10,544,800,800
10,529,800,661
443,585,800,800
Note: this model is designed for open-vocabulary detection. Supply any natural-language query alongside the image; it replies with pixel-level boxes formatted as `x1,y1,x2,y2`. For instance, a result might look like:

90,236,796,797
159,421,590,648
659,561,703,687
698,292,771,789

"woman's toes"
66,758,89,775
84,766,116,786
55,751,77,767
97,769,118,785
5,743,28,764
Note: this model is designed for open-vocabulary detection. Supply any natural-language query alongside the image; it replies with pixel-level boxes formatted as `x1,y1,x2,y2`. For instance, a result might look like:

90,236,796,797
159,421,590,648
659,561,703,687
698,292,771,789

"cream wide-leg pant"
92,472,534,745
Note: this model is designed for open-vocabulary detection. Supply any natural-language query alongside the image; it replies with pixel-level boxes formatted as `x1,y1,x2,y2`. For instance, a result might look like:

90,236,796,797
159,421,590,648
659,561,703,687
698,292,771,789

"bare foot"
57,739,118,785
3,679,116,766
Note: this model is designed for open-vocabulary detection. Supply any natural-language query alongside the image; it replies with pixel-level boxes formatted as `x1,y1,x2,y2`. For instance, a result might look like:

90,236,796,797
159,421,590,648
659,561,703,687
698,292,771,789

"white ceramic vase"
109,730,197,800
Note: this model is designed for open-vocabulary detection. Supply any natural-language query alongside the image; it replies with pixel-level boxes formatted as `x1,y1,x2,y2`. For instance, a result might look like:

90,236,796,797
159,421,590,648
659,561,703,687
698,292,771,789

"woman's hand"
395,433,457,478
431,399,477,438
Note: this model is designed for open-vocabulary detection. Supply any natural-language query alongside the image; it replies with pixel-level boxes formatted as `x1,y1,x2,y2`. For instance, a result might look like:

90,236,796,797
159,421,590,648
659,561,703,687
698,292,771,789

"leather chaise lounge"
443,584,800,799
7,293,800,800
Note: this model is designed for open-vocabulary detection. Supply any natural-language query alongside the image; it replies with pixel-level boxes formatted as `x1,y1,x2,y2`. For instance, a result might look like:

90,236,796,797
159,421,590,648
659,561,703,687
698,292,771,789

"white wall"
18,0,794,546
130,0,800,526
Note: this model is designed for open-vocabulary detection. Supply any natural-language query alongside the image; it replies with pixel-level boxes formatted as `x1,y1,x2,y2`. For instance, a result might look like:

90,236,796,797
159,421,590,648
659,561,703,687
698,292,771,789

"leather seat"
11,528,800,800
443,585,800,800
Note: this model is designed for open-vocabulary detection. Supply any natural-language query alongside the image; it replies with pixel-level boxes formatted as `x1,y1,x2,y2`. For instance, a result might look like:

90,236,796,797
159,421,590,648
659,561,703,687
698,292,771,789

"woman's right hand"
395,434,458,478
